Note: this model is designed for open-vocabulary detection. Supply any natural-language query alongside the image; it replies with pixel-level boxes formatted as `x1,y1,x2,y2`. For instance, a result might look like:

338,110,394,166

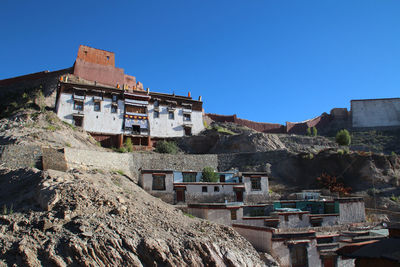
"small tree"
336,129,351,146
124,137,133,152
155,140,179,154
201,167,219,182
306,127,311,136
312,126,317,137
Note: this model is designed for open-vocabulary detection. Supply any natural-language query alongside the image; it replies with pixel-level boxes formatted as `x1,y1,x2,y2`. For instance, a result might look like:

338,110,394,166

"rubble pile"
0,167,266,266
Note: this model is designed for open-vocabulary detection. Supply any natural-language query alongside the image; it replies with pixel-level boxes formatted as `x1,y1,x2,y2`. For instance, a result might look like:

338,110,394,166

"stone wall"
41,147,68,172
64,147,134,176
0,144,42,169
217,150,290,172
63,148,218,180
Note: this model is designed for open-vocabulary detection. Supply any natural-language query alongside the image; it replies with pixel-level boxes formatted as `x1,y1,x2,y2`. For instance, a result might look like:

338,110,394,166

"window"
169,111,174,120
106,56,110,60
72,116,83,127
202,186,207,193
112,94,118,103
152,175,166,191
94,101,101,112
251,178,261,191
154,110,159,118
182,172,196,182
154,100,159,107
230,209,237,220
220,175,225,183
73,100,84,111
111,104,117,113
214,186,220,192
183,114,191,121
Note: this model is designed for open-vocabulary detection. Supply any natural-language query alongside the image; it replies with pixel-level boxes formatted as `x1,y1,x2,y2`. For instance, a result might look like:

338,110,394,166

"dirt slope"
0,167,267,266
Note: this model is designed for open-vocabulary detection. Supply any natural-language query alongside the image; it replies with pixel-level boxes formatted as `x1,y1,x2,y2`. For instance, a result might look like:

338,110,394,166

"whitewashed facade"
56,92,125,135
55,81,205,147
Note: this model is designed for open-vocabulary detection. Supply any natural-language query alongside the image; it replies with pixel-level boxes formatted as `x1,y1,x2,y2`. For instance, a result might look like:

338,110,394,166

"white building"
139,169,270,204
148,92,204,138
55,79,205,148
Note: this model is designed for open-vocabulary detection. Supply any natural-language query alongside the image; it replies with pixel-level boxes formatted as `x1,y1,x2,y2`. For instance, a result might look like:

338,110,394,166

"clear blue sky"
1,1,400,124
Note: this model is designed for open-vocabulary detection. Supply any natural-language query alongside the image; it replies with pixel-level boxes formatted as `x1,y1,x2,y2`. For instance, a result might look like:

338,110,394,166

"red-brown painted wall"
77,45,115,67
73,59,125,87
286,114,332,134
205,113,285,133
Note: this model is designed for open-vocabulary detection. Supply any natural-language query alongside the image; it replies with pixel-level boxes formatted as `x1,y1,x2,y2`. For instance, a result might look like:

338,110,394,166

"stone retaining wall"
63,148,218,180
0,144,42,169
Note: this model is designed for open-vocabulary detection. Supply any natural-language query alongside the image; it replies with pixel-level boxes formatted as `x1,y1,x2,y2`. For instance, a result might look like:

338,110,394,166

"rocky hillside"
0,109,102,150
175,122,337,154
0,167,267,266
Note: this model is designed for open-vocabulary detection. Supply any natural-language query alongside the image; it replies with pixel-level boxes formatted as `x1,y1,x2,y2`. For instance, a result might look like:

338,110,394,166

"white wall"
140,173,174,193
352,98,400,128
243,176,269,203
57,93,124,134
339,201,366,223
148,103,204,137
233,226,272,253
271,239,321,267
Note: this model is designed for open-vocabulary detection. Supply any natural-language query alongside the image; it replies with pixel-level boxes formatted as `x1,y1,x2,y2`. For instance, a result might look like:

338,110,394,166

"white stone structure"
351,98,400,128
55,80,205,148
56,91,125,135
148,92,204,138
139,169,269,204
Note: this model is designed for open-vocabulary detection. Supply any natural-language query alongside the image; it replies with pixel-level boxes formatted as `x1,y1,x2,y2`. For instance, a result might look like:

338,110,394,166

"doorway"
235,191,243,202
176,190,185,202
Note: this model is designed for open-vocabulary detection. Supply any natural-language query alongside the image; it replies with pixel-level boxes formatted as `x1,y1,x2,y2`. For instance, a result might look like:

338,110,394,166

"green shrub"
213,125,236,135
306,127,311,136
155,140,179,154
201,166,219,182
390,194,399,202
124,137,133,152
183,212,196,218
113,147,127,153
336,129,351,146
312,126,317,137
35,90,46,112
62,121,76,130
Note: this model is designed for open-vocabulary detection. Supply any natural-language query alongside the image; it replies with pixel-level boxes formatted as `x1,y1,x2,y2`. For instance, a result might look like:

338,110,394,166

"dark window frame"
202,186,208,193
251,178,261,191
182,172,197,182
94,101,101,112
73,100,84,111
183,113,191,121
111,104,118,113
168,111,175,120
152,174,166,191
154,110,159,118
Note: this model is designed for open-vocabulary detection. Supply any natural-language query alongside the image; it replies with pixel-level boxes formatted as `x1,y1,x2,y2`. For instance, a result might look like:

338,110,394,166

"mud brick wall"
0,68,73,108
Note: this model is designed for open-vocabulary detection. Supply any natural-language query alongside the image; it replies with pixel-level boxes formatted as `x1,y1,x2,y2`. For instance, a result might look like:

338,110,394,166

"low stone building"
139,169,270,204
